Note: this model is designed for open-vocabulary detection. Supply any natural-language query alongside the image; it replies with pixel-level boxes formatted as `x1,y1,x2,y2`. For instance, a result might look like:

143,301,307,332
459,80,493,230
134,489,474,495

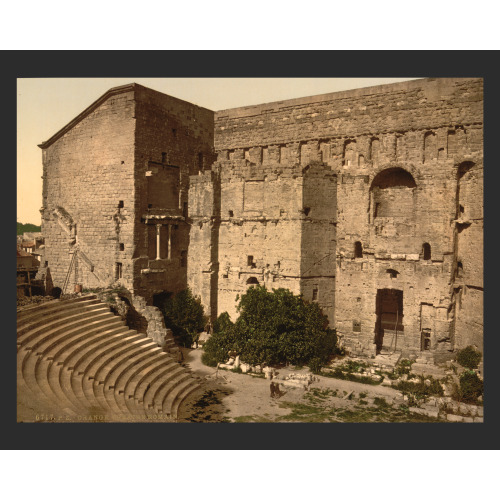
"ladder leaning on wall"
61,246,103,293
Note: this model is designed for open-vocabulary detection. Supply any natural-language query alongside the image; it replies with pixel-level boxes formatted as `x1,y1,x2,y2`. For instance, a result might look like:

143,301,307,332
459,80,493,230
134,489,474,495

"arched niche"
369,167,417,222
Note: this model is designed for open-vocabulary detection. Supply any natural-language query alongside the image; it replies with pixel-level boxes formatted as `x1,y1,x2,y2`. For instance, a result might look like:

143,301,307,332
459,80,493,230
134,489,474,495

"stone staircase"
17,295,201,422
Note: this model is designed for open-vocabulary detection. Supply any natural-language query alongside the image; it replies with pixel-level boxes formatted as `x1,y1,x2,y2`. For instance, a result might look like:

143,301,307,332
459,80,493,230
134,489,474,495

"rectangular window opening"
115,262,123,280
312,288,318,301
119,243,124,251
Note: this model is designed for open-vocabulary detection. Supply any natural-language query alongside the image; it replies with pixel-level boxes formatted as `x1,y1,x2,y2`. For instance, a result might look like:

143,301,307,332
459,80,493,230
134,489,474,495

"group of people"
269,381,283,399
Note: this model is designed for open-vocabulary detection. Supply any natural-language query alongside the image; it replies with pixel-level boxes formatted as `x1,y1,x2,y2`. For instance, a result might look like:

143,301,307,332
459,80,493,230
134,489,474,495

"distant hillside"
17,222,41,235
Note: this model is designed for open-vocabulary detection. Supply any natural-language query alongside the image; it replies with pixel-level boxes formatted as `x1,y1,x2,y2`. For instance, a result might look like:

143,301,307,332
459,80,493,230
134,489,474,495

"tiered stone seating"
17,295,201,422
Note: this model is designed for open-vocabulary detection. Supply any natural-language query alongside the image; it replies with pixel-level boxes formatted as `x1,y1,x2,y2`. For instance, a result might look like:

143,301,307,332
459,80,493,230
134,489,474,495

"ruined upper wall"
214,78,483,150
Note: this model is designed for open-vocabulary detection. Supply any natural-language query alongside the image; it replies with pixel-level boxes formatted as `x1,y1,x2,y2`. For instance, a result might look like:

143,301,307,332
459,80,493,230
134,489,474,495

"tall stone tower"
39,83,215,302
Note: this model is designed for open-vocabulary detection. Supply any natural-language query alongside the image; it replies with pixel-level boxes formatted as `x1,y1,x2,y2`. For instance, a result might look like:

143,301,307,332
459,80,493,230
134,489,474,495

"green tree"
156,288,205,347
202,312,236,367
202,286,338,370
17,222,41,235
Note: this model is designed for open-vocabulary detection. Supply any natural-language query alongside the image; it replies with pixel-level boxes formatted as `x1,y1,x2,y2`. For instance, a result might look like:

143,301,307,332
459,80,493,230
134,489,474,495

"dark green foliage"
156,288,205,347
395,375,444,403
342,360,369,373
17,222,41,235
457,371,483,404
202,312,237,366
308,358,324,375
202,286,338,368
394,359,414,377
213,312,234,335
456,346,482,370
201,352,218,367
374,397,390,408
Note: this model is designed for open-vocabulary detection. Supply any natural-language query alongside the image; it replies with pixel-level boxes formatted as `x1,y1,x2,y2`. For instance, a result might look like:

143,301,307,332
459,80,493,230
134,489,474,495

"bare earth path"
177,349,435,423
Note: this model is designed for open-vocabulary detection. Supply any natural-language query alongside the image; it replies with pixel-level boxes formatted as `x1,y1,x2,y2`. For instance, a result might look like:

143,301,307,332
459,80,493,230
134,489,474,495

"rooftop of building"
38,82,214,150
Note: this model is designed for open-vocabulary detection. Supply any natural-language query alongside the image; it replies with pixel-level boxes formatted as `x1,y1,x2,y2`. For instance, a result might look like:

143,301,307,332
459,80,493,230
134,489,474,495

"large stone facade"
39,78,483,358
39,83,214,304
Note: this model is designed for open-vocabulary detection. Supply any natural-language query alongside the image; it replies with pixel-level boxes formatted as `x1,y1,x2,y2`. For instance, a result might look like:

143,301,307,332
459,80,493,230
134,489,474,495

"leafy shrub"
456,346,482,370
342,360,369,373
212,312,233,335
394,359,414,377
201,351,218,367
202,286,339,368
374,397,390,408
456,371,483,404
156,288,205,347
395,375,444,403
308,358,324,375
202,316,236,367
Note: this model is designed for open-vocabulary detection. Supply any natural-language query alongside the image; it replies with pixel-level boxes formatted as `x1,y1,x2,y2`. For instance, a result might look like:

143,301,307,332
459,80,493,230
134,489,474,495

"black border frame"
5,50,498,450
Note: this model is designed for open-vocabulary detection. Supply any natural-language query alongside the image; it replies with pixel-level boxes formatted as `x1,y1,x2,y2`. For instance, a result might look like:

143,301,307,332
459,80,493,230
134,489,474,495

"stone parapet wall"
215,78,483,151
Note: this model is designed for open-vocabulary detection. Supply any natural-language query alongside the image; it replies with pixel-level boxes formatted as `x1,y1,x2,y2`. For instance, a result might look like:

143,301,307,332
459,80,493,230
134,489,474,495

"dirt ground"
177,348,441,423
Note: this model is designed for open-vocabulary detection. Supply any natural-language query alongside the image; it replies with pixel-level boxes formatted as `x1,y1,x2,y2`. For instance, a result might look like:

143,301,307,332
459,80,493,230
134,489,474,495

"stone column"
156,224,161,260
167,225,172,260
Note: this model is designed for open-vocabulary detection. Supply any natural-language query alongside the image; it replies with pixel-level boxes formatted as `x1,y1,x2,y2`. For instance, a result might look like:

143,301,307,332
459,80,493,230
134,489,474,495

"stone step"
17,294,97,318
18,307,116,346
132,362,183,407
170,382,204,420
17,297,101,328
17,296,200,422
162,377,198,416
151,370,192,413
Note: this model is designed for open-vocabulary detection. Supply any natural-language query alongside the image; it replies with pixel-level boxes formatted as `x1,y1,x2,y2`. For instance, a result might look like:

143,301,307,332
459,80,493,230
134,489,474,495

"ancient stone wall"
187,160,337,323
299,167,337,324
187,170,220,318
40,77,483,358
40,84,215,305
211,77,483,355
215,78,482,154
131,85,215,302
452,161,483,351
40,88,137,291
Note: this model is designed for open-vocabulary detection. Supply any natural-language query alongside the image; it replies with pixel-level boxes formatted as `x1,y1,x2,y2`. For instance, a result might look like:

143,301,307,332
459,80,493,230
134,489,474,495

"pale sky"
17,78,419,224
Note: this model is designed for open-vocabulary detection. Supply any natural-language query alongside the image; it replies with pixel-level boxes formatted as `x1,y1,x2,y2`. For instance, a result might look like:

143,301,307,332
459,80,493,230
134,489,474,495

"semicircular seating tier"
17,295,202,422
